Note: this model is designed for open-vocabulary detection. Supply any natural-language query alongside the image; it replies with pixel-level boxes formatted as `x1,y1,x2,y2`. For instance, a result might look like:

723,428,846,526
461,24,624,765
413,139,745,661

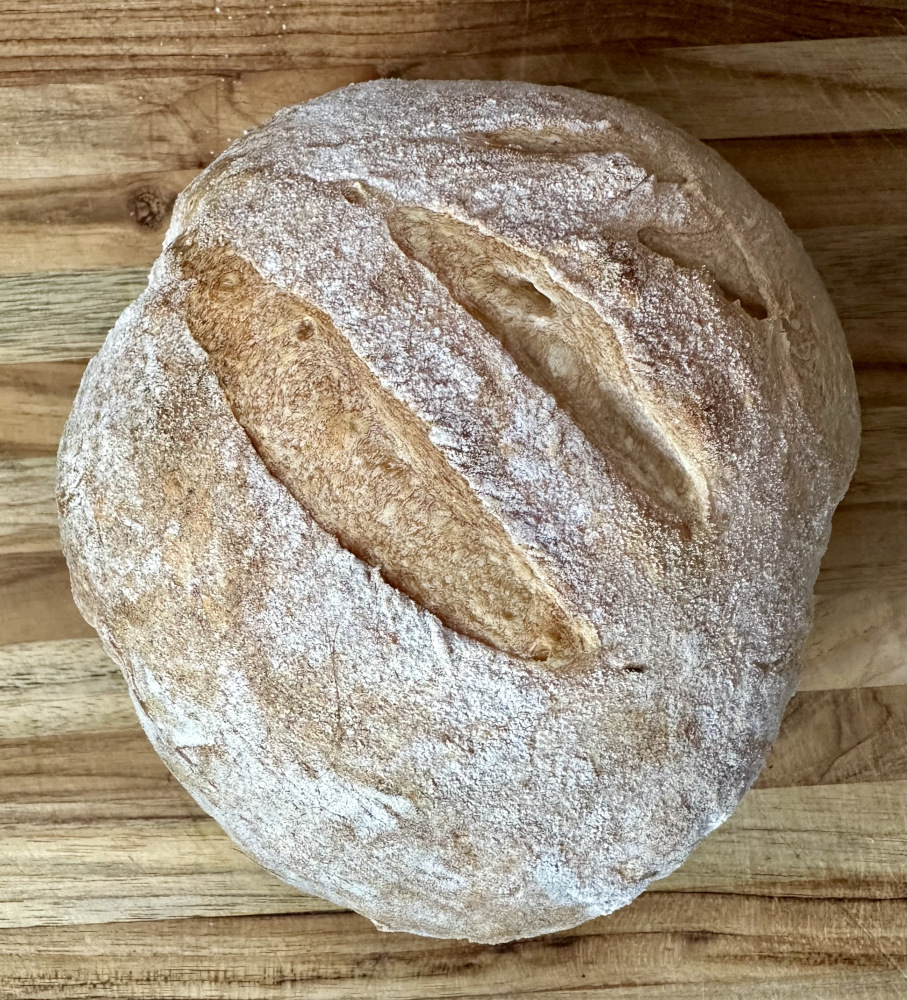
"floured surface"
56,80,860,943
173,238,596,669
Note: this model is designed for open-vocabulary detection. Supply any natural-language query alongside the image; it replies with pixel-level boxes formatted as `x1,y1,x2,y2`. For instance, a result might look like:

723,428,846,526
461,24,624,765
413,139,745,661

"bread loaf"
56,79,860,943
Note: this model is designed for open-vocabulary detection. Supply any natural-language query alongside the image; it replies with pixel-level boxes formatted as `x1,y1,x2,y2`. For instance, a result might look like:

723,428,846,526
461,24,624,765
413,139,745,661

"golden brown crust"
174,236,597,668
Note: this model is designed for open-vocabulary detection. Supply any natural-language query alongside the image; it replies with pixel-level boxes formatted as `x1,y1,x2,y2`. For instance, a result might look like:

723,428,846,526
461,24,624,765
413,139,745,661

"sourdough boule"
56,79,860,943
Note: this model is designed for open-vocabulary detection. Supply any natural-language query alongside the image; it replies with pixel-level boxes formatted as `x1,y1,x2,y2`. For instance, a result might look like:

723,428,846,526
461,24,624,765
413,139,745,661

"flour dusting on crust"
57,80,859,944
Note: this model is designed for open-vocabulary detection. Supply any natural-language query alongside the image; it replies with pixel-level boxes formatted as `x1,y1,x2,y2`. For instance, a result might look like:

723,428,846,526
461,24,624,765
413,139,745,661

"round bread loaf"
57,79,860,943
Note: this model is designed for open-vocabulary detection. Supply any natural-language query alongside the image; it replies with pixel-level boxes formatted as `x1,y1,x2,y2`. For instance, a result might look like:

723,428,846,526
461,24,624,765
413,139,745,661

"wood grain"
0,639,131,739
0,815,340,929
0,361,84,458
845,405,907,504
0,2,903,82
0,779,901,929
0,7,904,994
0,36,901,186
1,728,201,824
0,170,194,274
407,36,907,139
757,686,906,788
803,225,907,366
1,132,902,379
655,782,905,898
802,589,907,691
0,457,57,555
0,269,147,363
712,132,906,231
0,553,95,646
0,895,903,1000
0,73,320,180
818,503,906,594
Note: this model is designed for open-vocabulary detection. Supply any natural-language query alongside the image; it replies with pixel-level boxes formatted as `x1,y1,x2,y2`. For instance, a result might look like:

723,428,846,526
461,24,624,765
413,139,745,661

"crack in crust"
464,128,688,185
171,235,599,671
385,205,708,526
466,128,771,321
635,226,769,321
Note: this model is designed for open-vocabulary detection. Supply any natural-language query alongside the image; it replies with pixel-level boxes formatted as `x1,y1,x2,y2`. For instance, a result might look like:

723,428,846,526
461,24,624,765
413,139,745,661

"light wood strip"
0,895,903,1000
653,781,905,898
802,588,907,691
0,638,132,739
406,36,907,140
0,782,902,929
0,169,193,273
0,5,902,79
0,457,57,555
0,361,84,458
503,981,907,1000
0,268,147,363
0,816,339,929
0,729,198,824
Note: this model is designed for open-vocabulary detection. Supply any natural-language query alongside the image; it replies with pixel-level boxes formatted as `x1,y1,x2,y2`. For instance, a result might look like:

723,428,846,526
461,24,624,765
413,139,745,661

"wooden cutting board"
0,3,904,997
